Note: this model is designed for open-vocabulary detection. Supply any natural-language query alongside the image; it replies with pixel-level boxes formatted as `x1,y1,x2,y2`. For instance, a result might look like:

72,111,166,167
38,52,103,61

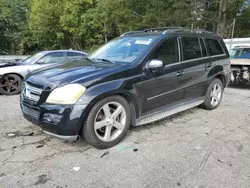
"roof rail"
162,28,187,34
162,28,215,35
121,27,214,37
144,27,184,32
192,29,214,34
121,31,144,36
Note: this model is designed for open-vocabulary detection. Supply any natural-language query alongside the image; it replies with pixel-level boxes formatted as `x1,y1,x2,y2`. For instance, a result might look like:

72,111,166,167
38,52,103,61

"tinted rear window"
182,37,202,60
67,52,85,57
206,39,224,56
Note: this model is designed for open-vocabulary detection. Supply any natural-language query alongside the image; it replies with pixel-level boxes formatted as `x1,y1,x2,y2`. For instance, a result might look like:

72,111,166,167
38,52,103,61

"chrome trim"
181,54,226,64
177,37,181,62
23,83,43,103
43,131,78,142
162,54,227,67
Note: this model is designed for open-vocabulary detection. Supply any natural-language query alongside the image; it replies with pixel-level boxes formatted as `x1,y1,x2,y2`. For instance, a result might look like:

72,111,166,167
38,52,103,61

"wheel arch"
1,73,24,80
207,65,227,87
77,81,141,134
85,90,140,119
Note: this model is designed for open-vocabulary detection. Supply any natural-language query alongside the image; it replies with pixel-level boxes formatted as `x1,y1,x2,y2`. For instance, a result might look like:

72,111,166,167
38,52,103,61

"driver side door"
141,37,187,113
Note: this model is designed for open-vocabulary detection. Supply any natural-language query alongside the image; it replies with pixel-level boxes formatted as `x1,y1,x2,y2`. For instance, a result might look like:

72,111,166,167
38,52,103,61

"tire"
0,74,22,95
81,95,131,149
200,78,224,110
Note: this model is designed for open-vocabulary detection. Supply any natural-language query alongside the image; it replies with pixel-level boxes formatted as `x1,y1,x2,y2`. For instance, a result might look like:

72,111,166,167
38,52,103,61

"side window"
200,39,208,57
182,37,202,60
150,38,179,65
241,48,250,57
67,52,85,61
206,39,224,56
40,52,65,64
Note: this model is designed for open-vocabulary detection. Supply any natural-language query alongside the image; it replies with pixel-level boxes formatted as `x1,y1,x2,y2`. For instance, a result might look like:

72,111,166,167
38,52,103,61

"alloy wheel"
210,83,222,106
94,102,127,142
0,75,20,94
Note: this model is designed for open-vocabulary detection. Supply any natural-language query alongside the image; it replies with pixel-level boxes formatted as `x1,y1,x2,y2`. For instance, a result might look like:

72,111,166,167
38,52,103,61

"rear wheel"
200,78,224,110
81,95,131,149
0,74,22,95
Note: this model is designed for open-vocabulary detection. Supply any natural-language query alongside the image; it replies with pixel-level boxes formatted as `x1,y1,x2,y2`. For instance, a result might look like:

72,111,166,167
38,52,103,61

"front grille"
22,105,40,119
22,83,43,103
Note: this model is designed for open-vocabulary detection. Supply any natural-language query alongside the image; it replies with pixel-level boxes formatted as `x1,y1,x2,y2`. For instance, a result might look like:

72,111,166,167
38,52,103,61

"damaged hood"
230,59,250,66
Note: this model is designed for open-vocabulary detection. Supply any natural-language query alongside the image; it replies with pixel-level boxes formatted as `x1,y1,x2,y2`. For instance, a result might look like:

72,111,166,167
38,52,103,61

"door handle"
176,70,184,76
206,63,212,68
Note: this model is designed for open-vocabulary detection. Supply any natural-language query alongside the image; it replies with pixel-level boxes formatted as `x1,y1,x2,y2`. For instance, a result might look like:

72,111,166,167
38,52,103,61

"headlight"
46,84,86,104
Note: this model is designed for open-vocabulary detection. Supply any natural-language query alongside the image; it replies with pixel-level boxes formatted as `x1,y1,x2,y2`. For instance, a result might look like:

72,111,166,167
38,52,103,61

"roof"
121,27,218,38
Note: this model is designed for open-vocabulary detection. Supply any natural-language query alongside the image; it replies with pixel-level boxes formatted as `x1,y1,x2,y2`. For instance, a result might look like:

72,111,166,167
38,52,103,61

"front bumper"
21,98,88,141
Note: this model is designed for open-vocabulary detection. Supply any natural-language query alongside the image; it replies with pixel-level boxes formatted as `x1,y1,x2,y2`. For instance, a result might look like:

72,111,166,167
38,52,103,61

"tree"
1,0,249,54
235,5,250,37
0,0,30,54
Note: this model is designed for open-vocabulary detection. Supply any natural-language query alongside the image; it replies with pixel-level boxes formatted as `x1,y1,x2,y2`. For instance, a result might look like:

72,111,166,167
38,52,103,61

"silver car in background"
0,50,87,95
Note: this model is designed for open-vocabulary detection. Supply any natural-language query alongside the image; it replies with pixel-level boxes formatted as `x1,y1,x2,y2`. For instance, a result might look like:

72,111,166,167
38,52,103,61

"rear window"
182,37,202,60
67,52,85,57
206,39,224,56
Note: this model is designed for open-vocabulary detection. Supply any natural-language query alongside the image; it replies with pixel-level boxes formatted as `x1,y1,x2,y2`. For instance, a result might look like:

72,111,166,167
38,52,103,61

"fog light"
43,113,62,124
44,114,53,122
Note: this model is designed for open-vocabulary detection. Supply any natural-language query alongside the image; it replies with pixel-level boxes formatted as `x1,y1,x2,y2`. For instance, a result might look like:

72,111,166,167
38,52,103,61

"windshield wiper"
92,58,116,64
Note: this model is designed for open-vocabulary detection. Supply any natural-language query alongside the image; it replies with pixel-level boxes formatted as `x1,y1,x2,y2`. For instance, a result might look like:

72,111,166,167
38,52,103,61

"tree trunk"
217,0,228,37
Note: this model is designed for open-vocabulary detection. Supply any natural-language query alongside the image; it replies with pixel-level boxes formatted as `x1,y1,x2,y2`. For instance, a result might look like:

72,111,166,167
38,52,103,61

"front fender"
77,80,141,118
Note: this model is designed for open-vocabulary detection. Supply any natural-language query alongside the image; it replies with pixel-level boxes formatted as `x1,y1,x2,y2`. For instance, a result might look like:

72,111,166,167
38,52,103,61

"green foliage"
0,0,249,54
235,6,250,37
0,0,30,54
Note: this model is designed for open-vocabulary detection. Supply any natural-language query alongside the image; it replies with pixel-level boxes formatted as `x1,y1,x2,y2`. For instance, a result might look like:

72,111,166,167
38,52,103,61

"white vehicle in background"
0,50,87,95
230,46,250,84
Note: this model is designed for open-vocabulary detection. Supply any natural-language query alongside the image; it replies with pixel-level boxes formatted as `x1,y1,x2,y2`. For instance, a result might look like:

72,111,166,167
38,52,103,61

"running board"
136,98,204,126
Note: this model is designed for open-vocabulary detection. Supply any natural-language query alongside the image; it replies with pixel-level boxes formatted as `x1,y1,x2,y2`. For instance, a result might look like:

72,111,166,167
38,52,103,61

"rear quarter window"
206,39,224,56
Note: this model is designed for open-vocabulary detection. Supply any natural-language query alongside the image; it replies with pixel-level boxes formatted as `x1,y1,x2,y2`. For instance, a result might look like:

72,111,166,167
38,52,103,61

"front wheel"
81,95,131,149
200,78,224,110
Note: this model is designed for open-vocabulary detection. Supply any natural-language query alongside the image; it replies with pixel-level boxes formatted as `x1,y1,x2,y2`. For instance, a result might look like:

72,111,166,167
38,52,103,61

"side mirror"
148,59,164,69
37,59,44,64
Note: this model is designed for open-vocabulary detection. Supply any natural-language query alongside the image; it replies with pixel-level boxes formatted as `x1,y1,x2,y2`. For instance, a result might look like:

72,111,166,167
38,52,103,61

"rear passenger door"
180,36,207,100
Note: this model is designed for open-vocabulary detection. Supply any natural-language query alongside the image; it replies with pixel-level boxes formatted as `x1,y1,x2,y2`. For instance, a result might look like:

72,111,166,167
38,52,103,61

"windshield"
22,52,46,64
230,48,250,59
89,36,156,63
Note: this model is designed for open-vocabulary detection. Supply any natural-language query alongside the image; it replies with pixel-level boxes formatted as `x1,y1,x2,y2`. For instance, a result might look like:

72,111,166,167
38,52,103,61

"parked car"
229,46,250,84
20,27,231,149
0,50,87,95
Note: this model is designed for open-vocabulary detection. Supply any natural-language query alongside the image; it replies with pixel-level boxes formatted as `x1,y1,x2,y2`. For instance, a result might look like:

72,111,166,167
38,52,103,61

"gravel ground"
0,85,250,188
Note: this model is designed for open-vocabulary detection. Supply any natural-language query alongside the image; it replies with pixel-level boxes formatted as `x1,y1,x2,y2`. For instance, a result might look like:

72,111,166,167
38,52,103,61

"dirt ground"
0,85,250,188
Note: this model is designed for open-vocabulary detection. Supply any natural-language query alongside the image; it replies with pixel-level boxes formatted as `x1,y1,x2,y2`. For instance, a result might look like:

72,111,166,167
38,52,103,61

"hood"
26,59,132,89
0,61,19,68
0,63,35,76
230,58,250,66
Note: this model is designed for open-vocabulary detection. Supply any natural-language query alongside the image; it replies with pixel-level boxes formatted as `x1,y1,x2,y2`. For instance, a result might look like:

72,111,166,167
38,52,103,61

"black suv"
20,27,231,149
